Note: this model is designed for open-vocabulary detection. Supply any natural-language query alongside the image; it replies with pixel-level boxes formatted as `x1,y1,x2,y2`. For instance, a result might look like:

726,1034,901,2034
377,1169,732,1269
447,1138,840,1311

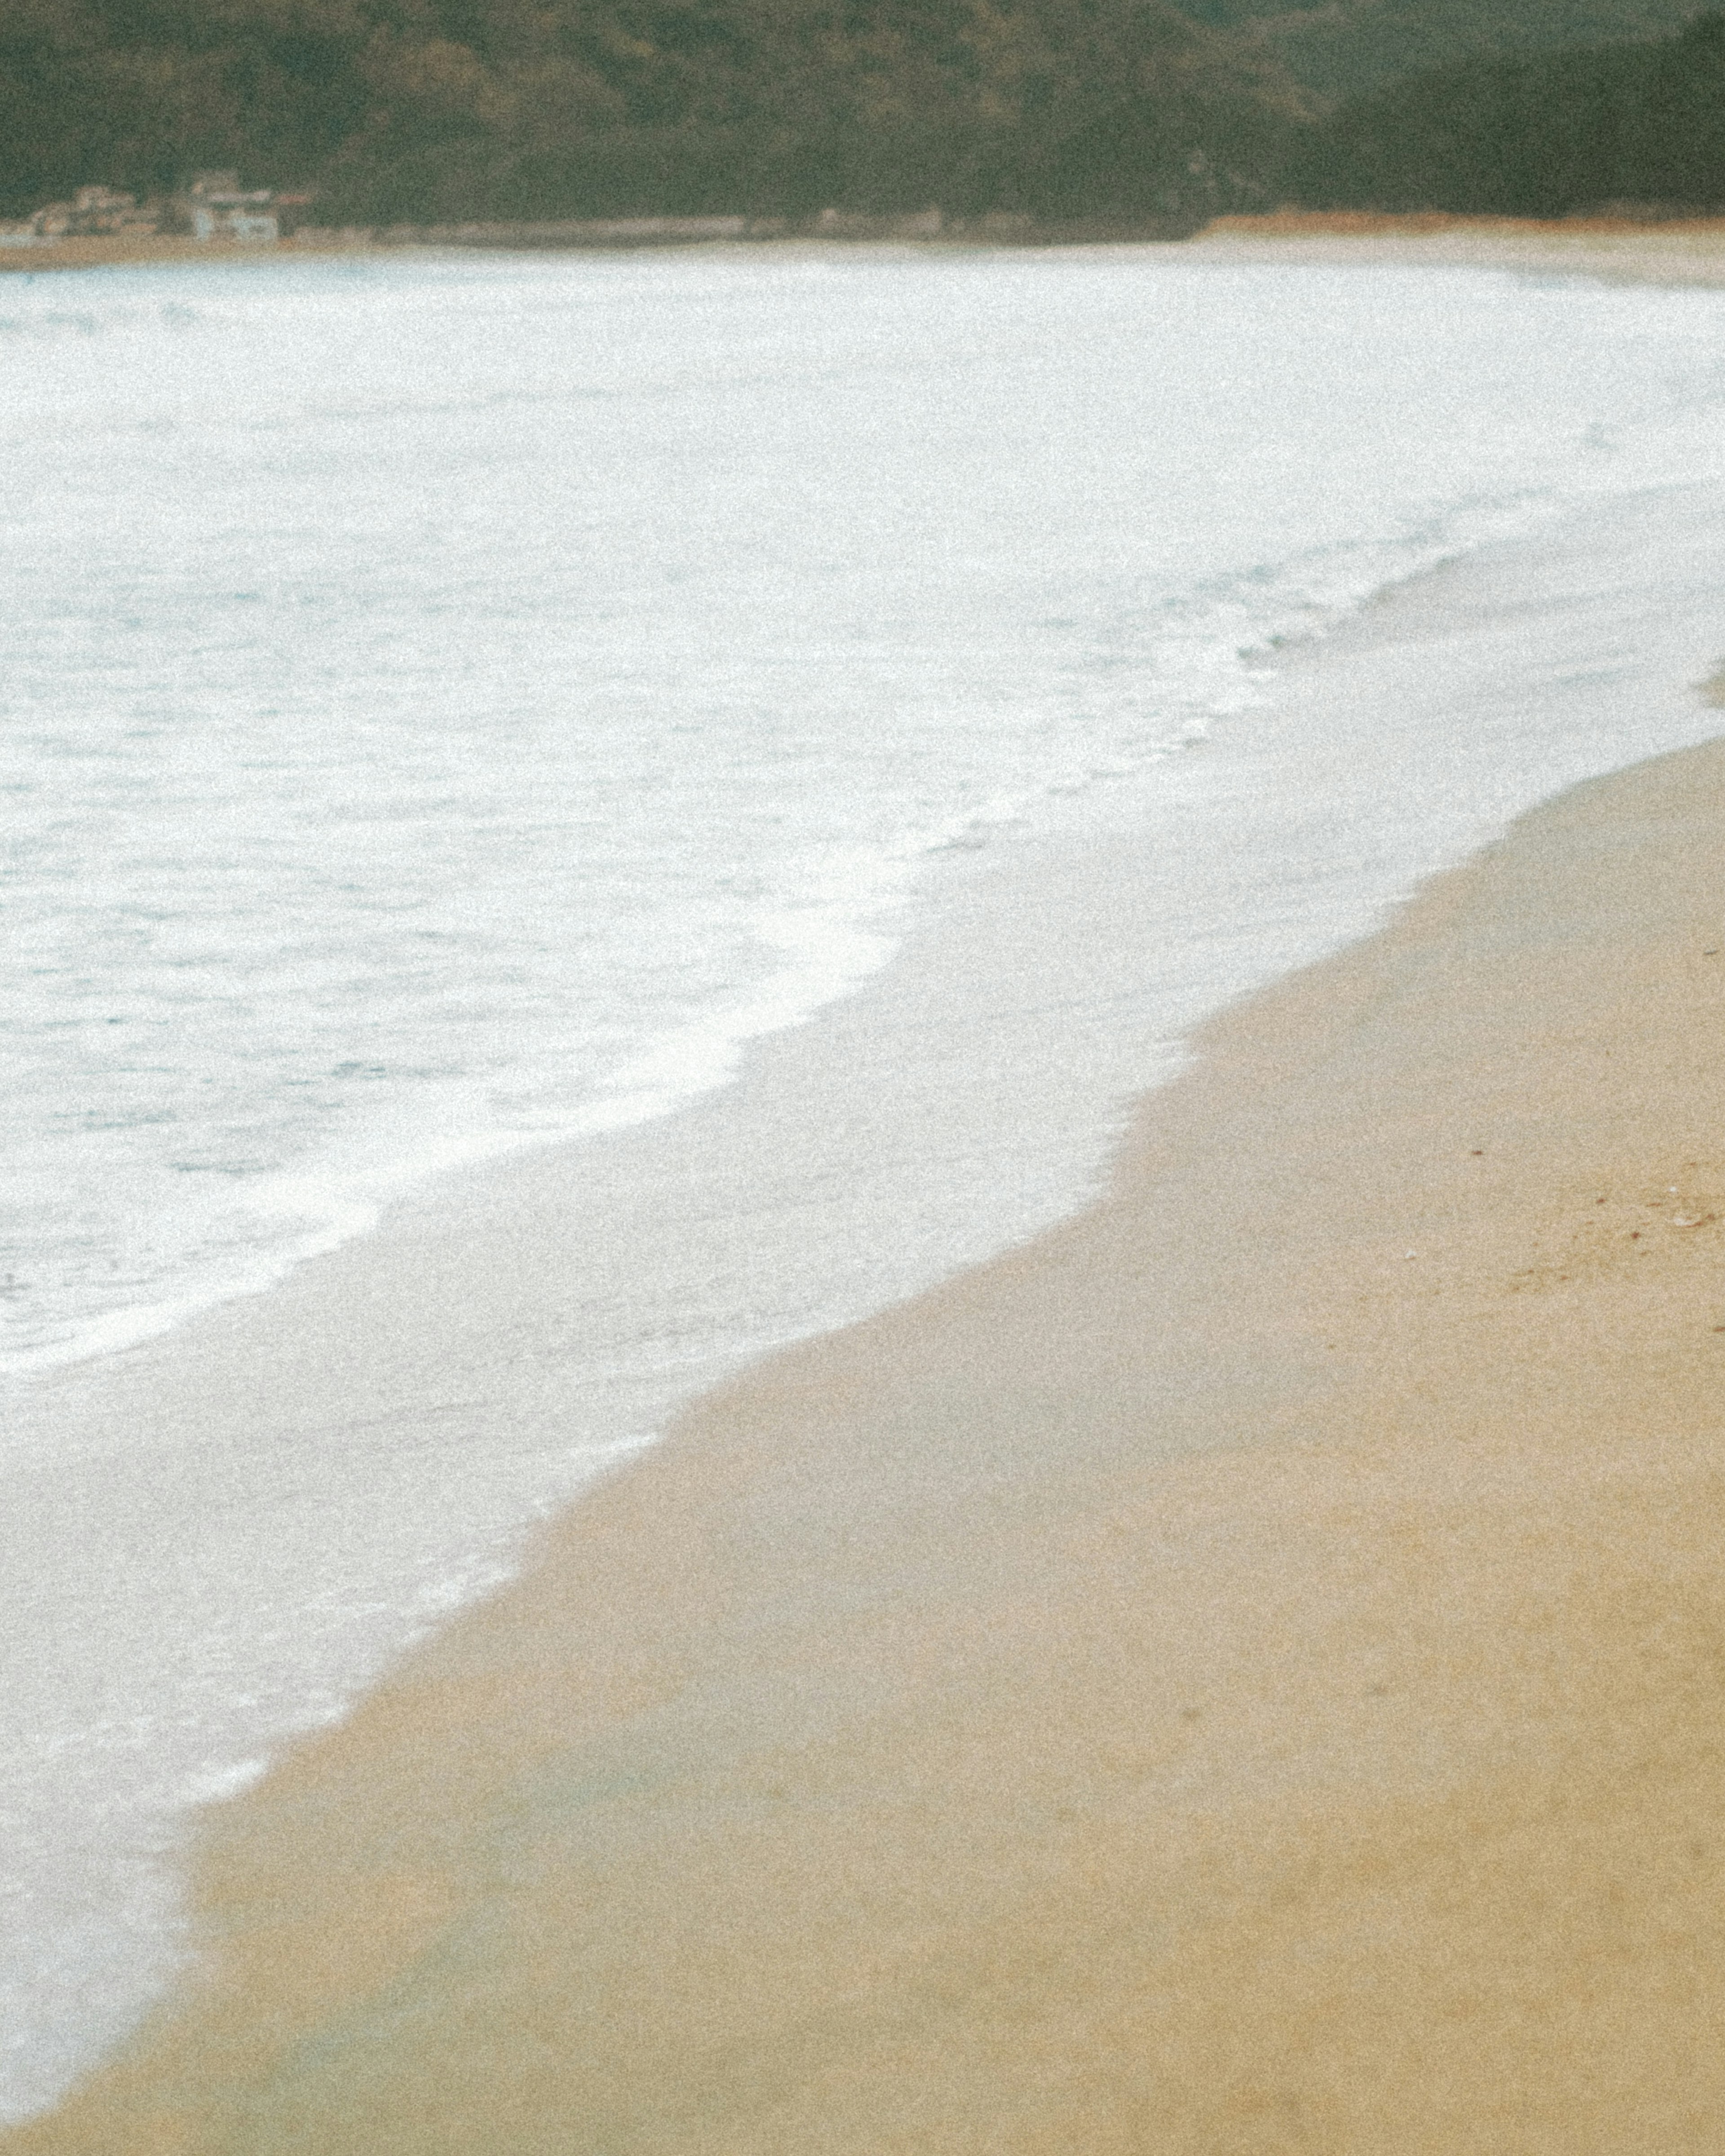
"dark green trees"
0,0,1304,221
1292,13,1725,215
4,0,1721,230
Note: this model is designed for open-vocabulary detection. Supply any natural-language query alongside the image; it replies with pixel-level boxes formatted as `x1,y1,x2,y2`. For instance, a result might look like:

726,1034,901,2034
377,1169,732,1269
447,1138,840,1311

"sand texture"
13,721,1725,2152
1191,211,1725,286
9,212,1725,283
0,234,298,274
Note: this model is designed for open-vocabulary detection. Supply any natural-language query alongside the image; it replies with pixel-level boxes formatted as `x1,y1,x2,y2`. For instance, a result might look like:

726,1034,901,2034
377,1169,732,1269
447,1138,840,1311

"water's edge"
4,475,1723,2122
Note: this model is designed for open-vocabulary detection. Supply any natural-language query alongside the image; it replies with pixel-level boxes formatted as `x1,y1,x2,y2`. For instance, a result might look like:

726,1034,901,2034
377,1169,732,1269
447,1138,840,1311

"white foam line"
0,480,1614,1391
2,898,913,1382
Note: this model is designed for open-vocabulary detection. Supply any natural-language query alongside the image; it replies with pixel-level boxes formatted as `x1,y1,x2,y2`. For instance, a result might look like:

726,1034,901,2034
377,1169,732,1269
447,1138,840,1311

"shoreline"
9,242,1725,2145
14,692,1725,2143
9,209,1725,283
1188,209,1725,286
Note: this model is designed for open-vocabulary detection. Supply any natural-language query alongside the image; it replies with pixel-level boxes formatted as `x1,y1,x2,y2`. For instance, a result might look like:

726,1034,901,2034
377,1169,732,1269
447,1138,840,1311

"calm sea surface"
4,243,1725,2116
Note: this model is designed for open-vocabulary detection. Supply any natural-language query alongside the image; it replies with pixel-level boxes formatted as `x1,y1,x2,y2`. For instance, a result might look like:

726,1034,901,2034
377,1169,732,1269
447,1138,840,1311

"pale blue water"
4,242,1725,2118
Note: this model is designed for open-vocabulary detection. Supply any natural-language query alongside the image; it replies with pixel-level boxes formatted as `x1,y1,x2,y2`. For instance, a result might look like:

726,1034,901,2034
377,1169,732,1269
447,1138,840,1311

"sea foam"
4,243,1725,2119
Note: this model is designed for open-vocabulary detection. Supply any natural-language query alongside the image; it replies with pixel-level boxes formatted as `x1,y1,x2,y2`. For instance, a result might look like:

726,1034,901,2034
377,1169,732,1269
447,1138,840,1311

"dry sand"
11,212,1725,283
0,234,314,275
1190,210,1725,287
13,706,1725,2150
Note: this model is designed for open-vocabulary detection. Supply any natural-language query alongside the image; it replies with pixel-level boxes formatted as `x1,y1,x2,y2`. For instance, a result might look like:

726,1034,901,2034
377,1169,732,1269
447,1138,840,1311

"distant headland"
4,3,1725,253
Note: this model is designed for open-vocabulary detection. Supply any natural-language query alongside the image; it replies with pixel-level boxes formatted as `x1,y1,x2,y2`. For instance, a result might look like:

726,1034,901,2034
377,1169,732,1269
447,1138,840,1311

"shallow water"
8,243,1725,1373
4,244,1725,2119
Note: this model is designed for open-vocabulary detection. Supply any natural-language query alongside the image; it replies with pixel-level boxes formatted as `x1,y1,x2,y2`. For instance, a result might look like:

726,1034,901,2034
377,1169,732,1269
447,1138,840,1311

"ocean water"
8,242,1725,1376
4,241,1725,2118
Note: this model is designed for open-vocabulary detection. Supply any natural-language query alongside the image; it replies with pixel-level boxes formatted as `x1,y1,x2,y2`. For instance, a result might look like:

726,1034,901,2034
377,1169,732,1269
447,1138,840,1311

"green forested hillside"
1289,11,1725,211
1181,0,1707,98
5,0,1723,229
0,0,1305,222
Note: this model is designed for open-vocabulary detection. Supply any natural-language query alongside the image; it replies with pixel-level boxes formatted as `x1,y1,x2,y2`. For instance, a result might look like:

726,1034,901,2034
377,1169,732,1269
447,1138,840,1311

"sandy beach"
1189,209,1725,286
9,210,1725,282
0,233,330,275
13,663,1725,2147
8,228,1725,2150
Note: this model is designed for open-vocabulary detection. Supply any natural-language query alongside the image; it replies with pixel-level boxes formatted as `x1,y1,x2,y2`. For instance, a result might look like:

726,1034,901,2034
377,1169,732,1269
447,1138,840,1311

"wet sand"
13,707,1725,2149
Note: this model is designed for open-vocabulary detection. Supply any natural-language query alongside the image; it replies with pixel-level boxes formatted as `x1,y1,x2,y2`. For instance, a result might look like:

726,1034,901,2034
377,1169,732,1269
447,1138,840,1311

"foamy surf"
5,243,1725,2124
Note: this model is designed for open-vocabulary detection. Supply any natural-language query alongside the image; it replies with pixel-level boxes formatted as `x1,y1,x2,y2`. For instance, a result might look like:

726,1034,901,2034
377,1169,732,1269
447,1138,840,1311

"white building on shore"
5,175,286,246
26,185,157,238
177,172,279,243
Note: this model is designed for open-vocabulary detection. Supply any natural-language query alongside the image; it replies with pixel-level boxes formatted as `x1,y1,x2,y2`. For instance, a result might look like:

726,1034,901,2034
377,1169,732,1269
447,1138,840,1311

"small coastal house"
177,172,279,243
29,186,158,238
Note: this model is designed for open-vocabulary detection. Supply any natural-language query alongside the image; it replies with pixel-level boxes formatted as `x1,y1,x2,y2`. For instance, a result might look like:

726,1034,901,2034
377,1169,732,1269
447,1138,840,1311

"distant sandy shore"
9,210,1725,282
15,677,1725,2147
1190,209,1725,286
0,234,316,275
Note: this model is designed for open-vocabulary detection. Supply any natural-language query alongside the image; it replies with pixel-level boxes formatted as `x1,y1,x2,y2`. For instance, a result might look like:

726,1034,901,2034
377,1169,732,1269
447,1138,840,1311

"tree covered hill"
1181,0,1709,100
1290,10,1725,212
0,0,1308,223
5,0,1724,229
